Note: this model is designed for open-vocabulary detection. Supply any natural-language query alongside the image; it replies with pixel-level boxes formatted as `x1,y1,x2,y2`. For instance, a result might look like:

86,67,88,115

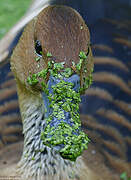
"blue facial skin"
42,74,81,151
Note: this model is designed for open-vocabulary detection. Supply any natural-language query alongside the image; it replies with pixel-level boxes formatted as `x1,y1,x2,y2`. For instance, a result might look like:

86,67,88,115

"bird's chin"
40,74,89,161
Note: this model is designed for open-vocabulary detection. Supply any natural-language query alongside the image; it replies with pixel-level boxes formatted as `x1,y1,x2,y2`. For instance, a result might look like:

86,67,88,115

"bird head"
11,5,94,179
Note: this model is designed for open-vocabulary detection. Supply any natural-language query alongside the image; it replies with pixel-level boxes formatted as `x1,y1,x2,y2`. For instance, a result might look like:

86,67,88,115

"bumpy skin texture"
9,5,101,180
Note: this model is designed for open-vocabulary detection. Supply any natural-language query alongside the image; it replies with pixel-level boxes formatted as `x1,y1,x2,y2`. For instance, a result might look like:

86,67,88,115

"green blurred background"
0,0,32,39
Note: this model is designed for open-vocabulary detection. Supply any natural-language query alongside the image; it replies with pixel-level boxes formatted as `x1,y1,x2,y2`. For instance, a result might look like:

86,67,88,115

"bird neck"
16,82,87,180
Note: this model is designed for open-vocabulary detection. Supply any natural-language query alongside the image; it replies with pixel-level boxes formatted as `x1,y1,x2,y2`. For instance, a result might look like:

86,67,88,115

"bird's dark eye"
35,40,42,57
86,43,92,56
86,46,90,56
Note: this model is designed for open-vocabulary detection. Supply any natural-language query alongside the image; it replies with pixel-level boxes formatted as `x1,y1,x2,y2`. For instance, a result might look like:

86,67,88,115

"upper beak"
41,74,89,161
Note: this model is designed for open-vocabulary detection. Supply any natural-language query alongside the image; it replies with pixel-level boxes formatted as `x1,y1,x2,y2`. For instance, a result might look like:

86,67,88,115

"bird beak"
40,73,89,161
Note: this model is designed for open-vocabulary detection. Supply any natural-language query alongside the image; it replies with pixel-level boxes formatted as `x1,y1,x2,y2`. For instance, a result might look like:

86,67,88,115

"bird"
0,5,102,180
0,1,131,180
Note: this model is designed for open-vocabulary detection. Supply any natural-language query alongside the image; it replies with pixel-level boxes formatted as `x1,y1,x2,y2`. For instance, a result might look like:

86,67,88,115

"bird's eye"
35,40,42,57
86,43,92,56
86,46,90,56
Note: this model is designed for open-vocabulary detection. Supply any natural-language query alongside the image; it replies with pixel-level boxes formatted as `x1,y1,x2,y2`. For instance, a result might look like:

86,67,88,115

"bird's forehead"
34,5,90,66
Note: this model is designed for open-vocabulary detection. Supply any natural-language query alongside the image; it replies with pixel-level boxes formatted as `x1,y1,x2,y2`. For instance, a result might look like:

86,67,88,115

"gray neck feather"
17,93,86,180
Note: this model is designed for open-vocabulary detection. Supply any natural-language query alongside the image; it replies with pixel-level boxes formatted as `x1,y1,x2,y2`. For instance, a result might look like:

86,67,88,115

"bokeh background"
0,0,31,39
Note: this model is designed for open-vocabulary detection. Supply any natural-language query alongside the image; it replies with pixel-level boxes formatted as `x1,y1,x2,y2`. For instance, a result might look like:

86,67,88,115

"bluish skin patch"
42,74,81,144
41,74,89,160
42,74,80,119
